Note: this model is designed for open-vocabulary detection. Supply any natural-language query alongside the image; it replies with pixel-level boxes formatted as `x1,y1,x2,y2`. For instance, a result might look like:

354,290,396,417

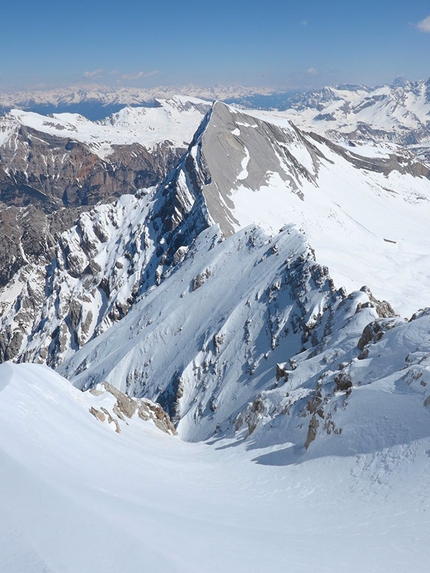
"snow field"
1,362,430,573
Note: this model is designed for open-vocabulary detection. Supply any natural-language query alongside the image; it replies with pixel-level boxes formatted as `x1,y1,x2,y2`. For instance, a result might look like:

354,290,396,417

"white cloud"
417,15,430,32
307,67,318,75
84,69,104,78
121,70,159,80
108,70,159,81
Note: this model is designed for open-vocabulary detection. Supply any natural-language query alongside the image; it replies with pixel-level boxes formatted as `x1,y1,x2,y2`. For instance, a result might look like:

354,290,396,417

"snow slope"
1,360,430,573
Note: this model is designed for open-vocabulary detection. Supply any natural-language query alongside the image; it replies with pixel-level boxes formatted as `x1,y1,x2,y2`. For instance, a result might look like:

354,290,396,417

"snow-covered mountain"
0,97,208,295
165,101,430,315
268,78,430,160
2,93,430,572
1,100,429,367
0,97,208,211
4,78,430,155
1,97,209,160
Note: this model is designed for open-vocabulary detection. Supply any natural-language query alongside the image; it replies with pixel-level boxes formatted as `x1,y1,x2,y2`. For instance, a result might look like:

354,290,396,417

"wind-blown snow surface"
1,361,430,573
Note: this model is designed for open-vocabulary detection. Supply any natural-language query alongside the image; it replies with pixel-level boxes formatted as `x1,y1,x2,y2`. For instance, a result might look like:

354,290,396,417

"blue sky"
1,0,430,91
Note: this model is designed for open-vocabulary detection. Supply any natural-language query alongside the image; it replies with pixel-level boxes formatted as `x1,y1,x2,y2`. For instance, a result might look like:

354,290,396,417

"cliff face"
0,124,185,210
0,180,211,365
0,99,207,308
0,98,208,210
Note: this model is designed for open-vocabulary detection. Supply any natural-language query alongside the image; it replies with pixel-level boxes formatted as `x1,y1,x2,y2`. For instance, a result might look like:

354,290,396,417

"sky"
1,0,430,92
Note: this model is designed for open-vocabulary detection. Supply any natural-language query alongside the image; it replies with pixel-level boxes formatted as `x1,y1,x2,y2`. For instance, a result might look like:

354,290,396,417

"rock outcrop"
88,382,177,435
0,125,184,211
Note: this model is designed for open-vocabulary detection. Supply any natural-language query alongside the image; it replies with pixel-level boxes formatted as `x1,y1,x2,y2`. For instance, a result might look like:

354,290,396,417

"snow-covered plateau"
1,86,430,572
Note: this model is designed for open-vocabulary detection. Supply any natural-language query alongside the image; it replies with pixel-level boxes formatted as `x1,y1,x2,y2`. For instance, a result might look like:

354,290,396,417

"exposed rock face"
0,203,93,361
164,102,325,237
0,203,87,288
88,382,177,435
356,286,397,320
0,194,149,363
357,319,397,354
0,124,185,211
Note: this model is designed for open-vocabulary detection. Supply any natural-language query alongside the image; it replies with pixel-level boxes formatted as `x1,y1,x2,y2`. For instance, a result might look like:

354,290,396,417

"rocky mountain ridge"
59,223,399,444
235,304,430,455
0,97,208,296
0,98,208,211
2,100,430,367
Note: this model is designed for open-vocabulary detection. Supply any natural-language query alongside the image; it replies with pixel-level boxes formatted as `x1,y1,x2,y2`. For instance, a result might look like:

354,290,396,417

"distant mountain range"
2,78,429,155
0,84,276,120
